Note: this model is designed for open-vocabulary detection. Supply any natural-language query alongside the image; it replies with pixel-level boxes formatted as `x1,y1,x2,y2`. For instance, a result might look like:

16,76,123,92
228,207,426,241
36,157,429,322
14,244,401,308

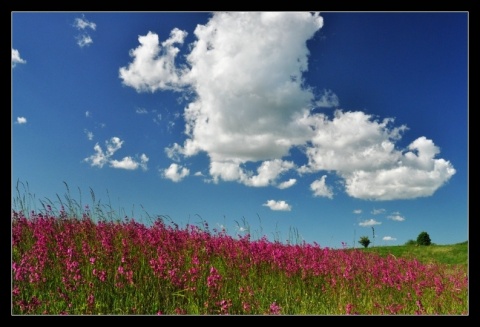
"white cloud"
76,34,93,48
84,129,94,140
263,200,292,211
110,154,149,171
73,15,96,48
387,214,405,222
353,209,362,214
136,107,148,114
83,137,148,171
85,111,91,118
16,117,27,124
120,12,455,201
310,175,333,198
12,49,26,68
315,89,339,108
358,219,381,227
371,208,385,215
278,178,297,189
162,163,190,182
74,15,97,31
383,236,397,241
119,29,189,92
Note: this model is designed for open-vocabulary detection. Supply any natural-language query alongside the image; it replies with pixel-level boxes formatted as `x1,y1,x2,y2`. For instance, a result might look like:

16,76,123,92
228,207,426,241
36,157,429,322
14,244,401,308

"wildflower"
269,301,281,315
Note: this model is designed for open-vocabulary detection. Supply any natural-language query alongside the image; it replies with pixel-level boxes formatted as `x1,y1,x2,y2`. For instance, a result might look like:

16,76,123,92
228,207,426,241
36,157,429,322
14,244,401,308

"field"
11,181,468,315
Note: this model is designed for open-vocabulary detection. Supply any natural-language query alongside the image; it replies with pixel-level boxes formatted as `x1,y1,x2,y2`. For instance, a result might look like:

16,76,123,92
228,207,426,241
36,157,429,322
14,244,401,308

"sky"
11,12,468,249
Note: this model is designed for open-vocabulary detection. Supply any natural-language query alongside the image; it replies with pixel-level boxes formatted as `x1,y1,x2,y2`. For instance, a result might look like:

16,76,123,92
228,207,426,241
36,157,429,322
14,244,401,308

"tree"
416,231,432,246
358,236,371,248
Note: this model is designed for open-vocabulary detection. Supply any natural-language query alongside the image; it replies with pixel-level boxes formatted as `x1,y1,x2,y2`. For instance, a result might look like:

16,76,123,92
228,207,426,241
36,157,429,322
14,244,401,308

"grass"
360,242,468,267
11,181,469,315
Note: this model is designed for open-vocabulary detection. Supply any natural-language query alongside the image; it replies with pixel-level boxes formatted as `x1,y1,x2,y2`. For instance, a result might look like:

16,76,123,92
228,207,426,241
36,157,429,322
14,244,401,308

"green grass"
359,241,468,267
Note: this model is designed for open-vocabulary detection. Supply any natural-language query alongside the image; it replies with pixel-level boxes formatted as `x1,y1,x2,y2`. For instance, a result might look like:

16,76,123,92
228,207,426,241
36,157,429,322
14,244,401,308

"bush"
358,236,371,248
404,239,417,246
416,231,432,246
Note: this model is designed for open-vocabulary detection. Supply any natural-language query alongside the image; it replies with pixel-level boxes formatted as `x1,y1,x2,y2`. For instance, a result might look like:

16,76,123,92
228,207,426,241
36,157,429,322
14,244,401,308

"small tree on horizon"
417,231,432,246
359,236,371,248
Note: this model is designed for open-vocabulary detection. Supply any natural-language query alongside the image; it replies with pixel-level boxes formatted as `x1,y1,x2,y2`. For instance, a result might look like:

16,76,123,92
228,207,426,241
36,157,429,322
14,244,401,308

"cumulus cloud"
119,29,188,92
162,163,190,182
263,200,292,211
358,219,381,227
15,117,27,124
83,136,148,171
12,49,26,68
120,12,455,201
387,214,405,222
383,236,397,241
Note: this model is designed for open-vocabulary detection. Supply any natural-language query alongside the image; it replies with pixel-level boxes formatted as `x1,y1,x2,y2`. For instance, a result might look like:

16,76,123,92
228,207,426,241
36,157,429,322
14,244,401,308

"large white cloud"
119,12,456,201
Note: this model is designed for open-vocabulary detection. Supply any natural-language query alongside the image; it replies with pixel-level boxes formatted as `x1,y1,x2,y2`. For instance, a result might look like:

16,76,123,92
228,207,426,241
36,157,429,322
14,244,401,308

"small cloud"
263,200,292,211
74,15,97,31
310,175,333,198
76,34,93,48
358,219,381,227
315,89,339,108
194,171,204,177
73,15,96,48
135,107,148,114
15,117,27,124
12,49,26,68
84,129,94,140
353,209,362,214
387,214,405,222
83,137,148,171
371,208,386,215
110,154,148,171
277,178,296,189
85,111,91,118
162,163,190,182
383,236,397,241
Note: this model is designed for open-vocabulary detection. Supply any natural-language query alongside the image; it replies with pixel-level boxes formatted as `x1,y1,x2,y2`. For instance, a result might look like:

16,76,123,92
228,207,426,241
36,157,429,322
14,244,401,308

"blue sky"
12,12,468,248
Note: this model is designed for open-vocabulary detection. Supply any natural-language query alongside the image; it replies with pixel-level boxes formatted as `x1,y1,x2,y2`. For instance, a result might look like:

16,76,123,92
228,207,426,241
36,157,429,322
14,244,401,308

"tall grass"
11,182,468,315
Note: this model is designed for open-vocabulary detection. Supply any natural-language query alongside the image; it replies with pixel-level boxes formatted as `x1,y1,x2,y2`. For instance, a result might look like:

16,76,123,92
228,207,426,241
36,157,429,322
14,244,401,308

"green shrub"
358,236,371,248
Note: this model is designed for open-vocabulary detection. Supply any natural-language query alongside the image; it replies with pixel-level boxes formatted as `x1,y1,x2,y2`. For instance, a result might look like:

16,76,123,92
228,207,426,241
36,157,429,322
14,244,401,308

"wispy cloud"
353,209,362,214
263,200,292,211
85,111,92,118
358,219,381,227
120,12,455,201
162,163,190,182
278,178,296,189
371,208,386,215
83,136,148,171
135,107,149,114
84,129,94,140
387,214,405,222
15,117,27,125
12,49,26,68
383,236,397,241
73,15,96,48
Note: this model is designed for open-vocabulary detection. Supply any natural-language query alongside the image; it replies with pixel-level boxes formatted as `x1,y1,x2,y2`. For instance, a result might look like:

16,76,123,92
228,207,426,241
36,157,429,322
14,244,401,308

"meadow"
11,182,468,315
